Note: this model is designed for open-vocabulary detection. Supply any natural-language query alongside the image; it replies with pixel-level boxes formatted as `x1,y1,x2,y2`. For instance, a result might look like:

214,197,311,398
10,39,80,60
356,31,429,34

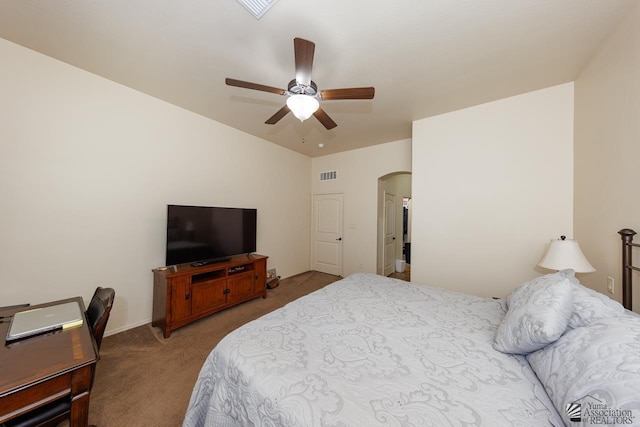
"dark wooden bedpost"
619,228,637,310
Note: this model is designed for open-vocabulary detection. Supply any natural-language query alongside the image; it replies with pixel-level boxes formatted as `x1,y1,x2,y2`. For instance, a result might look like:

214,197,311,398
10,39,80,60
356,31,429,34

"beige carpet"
88,271,340,426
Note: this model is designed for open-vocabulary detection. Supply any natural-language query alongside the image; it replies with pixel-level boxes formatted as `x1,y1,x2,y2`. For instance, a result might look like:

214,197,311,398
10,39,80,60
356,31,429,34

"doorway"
377,172,411,278
383,192,396,276
311,193,344,276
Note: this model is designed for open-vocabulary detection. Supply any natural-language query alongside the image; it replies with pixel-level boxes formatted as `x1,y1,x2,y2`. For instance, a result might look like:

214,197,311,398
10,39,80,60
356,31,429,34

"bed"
183,231,640,427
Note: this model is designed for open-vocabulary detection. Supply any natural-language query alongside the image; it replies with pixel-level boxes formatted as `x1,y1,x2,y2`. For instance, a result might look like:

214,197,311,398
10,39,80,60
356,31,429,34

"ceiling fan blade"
319,87,375,100
226,78,286,96
313,108,337,130
265,105,291,124
294,38,315,87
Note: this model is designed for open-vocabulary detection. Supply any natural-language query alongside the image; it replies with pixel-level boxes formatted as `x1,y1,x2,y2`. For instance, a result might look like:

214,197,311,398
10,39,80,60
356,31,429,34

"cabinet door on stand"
254,258,267,293
191,280,227,316
227,273,255,305
170,276,191,323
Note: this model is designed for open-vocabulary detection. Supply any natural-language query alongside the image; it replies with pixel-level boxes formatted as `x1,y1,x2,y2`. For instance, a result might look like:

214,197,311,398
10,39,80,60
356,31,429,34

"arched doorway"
376,172,411,278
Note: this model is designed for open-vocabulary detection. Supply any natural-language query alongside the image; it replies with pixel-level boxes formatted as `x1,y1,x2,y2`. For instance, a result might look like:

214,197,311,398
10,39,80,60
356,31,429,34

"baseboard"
104,317,152,338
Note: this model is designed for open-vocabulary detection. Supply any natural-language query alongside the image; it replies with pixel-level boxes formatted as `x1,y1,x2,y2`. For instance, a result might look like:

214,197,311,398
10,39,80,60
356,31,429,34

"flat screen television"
165,205,257,266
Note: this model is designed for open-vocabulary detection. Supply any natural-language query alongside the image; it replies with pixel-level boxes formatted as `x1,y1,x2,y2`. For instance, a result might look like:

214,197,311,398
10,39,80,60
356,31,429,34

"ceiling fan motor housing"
288,79,318,97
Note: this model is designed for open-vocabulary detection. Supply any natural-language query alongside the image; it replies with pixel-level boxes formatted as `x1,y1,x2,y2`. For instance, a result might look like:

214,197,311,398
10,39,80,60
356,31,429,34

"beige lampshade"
538,236,596,273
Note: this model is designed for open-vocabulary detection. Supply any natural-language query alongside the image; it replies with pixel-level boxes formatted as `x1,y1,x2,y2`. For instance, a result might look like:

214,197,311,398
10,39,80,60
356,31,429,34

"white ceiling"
0,0,636,157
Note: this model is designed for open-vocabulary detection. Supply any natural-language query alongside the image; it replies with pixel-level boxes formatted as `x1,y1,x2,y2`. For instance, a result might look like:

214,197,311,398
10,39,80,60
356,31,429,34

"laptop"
6,301,84,342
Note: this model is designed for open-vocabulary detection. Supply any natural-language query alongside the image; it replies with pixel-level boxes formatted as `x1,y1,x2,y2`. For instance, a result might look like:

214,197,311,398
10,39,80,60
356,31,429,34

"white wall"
574,2,640,311
412,83,574,297
0,38,311,334
311,139,412,276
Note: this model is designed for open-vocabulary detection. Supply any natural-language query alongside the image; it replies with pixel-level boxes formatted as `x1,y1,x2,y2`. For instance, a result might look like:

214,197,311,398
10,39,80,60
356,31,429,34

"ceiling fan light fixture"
286,94,319,122
226,38,374,129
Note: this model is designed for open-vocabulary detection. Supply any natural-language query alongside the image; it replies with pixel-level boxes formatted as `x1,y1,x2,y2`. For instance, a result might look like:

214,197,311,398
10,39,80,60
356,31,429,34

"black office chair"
86,287,116,351
3,288,115,427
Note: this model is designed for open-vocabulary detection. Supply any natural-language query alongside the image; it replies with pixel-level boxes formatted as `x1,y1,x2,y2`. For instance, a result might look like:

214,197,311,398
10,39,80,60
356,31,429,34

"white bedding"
183,273,563,426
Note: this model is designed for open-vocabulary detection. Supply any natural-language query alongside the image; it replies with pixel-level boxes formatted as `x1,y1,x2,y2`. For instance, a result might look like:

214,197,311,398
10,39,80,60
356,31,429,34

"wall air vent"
235,0,279,19
320,170,338,181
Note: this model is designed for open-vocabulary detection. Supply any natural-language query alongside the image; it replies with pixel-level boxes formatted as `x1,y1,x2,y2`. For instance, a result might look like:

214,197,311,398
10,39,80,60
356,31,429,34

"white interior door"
312,194,344,276
383,192,396,276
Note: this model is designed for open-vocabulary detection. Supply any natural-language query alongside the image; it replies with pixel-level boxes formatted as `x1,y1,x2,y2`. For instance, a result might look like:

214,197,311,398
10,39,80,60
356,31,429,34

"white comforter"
183,273,563,426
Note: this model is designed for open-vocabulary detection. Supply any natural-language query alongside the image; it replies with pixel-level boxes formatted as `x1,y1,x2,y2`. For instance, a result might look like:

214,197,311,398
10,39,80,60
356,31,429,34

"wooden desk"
0,297,98,426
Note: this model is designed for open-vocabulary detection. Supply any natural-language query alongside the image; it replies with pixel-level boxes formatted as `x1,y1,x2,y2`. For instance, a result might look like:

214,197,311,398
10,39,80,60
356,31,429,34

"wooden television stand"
152,254,267,338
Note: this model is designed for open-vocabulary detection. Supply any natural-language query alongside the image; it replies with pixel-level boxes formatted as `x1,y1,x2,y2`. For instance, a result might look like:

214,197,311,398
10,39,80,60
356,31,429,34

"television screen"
165,205,257,266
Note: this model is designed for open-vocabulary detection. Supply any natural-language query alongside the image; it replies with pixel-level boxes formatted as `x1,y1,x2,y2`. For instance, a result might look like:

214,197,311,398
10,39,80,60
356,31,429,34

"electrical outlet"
607,276,615,294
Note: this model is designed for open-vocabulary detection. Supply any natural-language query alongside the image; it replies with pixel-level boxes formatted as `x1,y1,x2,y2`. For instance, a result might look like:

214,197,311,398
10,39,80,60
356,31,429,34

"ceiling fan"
226,37,375,130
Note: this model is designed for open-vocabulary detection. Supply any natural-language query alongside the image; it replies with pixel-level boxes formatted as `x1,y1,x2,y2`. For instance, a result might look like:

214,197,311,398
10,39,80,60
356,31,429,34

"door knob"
336,237,342,241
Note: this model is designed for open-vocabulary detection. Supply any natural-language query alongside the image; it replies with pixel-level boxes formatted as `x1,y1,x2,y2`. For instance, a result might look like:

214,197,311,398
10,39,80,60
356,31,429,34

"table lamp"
538,235,596,272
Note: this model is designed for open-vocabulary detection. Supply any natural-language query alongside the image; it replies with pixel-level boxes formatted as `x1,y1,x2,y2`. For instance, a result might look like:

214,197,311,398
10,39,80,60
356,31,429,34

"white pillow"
493,272,573,355
527,315,640,426
558,269,625,328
